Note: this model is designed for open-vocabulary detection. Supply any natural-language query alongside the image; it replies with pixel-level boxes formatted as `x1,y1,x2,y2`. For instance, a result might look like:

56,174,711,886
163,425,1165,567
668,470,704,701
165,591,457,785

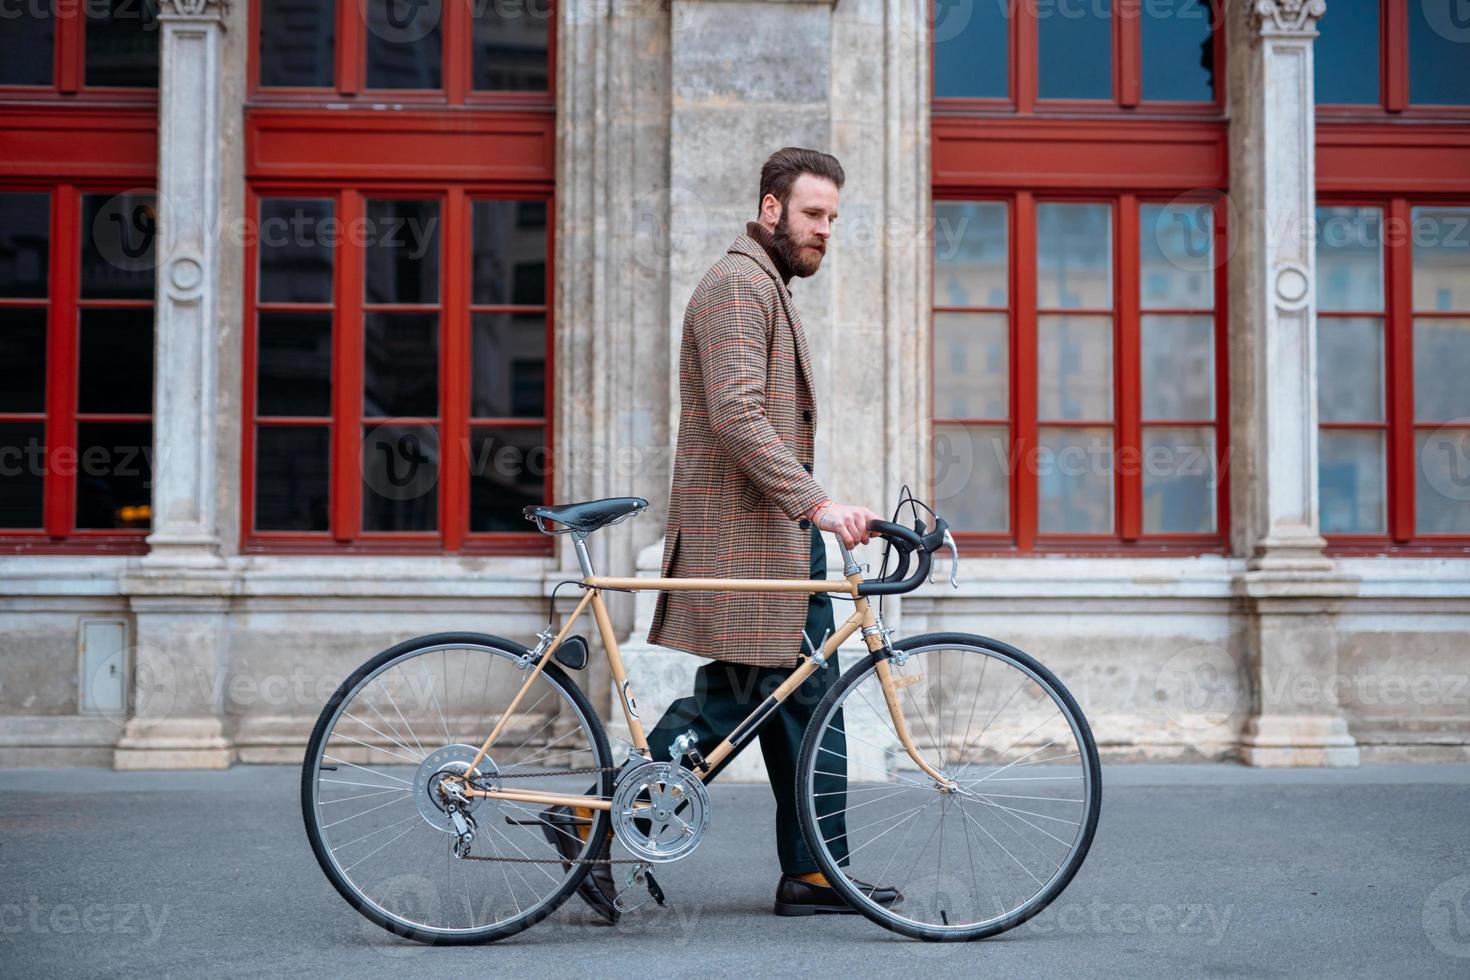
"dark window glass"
258,0,336,88
362,423,438,530
932,0,1008,98
255,426,330,531
1038,0,1111,100
80,193,156,300
1409,1,1470,105
364,313,438,417
75,421,152,529
259,198,334,303
471,313,545,418
0,194,50,299
258,312,333,417
1141,0,1214,102
364,200,440,304
472,200,546,305
0,423,44,528
1315,0,1379,105
365,0,443,90
469,426,545,531
78,309,153,415
473,0,551,91
85,0,160,88
0,309,48,414
0,8,53,86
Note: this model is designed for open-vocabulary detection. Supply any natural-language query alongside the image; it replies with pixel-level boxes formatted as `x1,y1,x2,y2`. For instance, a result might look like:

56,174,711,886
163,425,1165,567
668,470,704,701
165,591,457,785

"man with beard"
541,147,900,921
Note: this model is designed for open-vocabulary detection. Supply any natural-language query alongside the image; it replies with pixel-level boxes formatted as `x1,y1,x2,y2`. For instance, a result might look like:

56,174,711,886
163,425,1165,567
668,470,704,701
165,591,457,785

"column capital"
1250,0,1325,38
157,0,229,22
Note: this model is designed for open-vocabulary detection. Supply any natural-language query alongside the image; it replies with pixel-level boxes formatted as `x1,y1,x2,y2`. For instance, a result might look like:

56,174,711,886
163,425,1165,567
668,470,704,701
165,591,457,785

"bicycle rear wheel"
301,632,614,944
795,632,1101,942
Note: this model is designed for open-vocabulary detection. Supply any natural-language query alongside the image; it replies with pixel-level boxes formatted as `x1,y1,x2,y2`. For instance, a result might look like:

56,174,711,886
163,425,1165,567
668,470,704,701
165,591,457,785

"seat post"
571,532,596,578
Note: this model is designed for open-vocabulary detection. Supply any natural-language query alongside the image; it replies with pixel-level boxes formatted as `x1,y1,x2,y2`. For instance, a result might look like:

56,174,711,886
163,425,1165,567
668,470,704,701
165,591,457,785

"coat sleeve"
689,273,829,522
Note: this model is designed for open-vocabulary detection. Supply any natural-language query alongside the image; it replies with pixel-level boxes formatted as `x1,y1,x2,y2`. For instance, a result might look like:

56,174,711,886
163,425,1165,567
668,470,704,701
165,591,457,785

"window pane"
78,309,153,415
1037,0,1111,100
1317,317,1384,423
934,201,1008,308
1142,426,1215,533
1141,0,1214,102
84,0,159,88
1416,428,1470,534
1409,2,1470,106
362,423,439,531
1037,203,1111,308
0,193,49,299
472,201,547,306
1414,318,1470,421
255,426,330,531
0,309,47,413
365,0,443,90
0,8,52,86
258,312,333,417
1316,206,1383,312
259,198,334,304
75,421,152,529
80,193,156,300
1038,314,1112,421
473,0,551,91
1318,430,1385,534
258,0,335,88
1314,0,1379,105
932,423,1009,533
932,0,1008,98
469,426,547,532
364,313,438,417
1038,426,1113,533
1140,203,1214,308
472,313,546,418
934,313,1007,420
0,423,44,528
1141,315,1213,420
1412,207,1470,312
365,200,440,304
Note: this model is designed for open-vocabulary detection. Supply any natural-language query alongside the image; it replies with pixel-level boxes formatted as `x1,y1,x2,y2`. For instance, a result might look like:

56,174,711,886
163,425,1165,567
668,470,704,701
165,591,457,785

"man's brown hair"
758,147,845,212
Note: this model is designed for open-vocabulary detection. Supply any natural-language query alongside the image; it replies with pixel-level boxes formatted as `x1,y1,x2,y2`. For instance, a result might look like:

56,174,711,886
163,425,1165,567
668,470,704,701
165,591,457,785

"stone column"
1228,0,1358,766
115,0,237,768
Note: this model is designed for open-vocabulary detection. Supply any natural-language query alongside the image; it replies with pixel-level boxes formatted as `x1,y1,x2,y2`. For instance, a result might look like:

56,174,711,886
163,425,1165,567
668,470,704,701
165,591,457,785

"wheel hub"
413,744,497,831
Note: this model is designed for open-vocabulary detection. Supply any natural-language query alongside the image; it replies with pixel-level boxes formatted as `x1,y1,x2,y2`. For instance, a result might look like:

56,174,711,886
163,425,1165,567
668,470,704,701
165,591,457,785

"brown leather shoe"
773,873,903,916
539,805,619,924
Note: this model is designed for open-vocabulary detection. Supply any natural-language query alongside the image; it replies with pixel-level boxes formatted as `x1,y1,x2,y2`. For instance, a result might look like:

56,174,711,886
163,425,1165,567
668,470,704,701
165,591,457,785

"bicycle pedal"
643,869,666,907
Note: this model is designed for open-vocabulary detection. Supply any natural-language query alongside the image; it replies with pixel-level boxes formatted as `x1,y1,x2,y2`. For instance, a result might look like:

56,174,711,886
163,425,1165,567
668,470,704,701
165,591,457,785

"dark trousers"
646,527,850,875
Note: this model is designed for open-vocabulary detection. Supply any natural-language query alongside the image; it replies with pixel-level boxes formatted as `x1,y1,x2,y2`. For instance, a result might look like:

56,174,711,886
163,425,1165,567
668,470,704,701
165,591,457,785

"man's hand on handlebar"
812,501,884,549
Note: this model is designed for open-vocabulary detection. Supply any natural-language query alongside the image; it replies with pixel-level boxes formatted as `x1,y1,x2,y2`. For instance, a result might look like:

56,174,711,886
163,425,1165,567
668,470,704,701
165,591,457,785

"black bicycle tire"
794,631,1102,942
301,631,614,945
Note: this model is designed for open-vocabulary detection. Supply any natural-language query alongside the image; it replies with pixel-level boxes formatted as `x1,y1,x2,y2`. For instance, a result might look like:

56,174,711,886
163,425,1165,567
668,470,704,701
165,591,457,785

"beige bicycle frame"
462,565,953,810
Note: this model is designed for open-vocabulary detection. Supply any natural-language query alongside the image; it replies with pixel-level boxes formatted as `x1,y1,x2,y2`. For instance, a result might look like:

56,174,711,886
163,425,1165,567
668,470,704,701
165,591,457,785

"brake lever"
927,528,960,589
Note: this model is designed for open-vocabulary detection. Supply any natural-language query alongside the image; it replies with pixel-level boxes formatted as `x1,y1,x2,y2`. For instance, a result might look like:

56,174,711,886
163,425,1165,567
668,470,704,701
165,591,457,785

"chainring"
609,761,710,864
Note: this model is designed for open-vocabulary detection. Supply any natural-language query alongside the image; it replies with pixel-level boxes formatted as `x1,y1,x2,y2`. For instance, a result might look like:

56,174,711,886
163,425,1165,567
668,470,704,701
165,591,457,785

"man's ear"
759,193,782,227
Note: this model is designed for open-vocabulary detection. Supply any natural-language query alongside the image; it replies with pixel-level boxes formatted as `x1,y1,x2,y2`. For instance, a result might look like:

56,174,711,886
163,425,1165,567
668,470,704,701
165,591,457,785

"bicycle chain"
463,765,638,865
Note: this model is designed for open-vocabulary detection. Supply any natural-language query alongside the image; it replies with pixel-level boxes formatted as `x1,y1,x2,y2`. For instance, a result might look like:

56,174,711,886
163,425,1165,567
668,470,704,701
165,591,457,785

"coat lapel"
728,235,816,406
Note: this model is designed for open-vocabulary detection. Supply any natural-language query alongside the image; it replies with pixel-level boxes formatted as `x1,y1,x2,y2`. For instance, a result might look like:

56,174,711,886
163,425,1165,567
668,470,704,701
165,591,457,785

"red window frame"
1315,0,1470,117
0,7,160,101
1317,195,1470,556
932,191,1230,554
932,0,1225,114
242,0,556,556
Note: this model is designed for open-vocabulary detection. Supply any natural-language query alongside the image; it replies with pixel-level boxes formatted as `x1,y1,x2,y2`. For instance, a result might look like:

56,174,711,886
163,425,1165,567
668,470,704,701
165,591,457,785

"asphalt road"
2,763,1469,979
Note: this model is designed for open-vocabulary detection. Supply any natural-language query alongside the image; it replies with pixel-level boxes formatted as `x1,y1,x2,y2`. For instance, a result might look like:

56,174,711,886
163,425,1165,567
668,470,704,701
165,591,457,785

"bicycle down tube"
462,563,954,812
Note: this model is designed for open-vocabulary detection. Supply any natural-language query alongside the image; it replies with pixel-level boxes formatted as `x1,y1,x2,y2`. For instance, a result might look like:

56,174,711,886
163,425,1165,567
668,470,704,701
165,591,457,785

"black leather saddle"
522,496,649,534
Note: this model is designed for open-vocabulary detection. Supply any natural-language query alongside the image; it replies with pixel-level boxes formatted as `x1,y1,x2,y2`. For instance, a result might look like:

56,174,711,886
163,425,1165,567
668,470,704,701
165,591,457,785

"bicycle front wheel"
795,632,1101,942
301,632,614,945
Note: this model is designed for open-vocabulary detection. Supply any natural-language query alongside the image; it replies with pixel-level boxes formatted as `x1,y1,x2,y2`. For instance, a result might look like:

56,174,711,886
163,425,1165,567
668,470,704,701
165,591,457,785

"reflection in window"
0,7,52,86
1141,0,1214,102
366,0,443,90
85,0,160,88
1314,0,1379,105
1409,1,1470,106
474,0,552,91
1037,0,1112,100
259,0,335,88
932,0,1008,99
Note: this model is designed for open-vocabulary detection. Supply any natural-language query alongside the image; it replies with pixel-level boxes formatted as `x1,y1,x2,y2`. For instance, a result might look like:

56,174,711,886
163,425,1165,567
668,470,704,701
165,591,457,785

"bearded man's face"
765,174,839,277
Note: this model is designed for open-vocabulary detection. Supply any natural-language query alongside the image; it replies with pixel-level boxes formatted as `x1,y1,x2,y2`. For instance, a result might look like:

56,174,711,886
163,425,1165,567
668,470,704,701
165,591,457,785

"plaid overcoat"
646,233,829,667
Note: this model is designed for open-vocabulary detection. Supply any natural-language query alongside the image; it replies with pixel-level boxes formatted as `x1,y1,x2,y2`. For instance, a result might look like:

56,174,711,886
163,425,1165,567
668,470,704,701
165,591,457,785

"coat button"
799,519,811,530
802,462,813,474
802,409,812,423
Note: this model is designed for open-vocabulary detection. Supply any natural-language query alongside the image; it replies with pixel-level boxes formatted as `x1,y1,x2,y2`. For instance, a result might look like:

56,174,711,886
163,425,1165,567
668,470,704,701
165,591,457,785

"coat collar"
728,233,789,296
726,232,816,402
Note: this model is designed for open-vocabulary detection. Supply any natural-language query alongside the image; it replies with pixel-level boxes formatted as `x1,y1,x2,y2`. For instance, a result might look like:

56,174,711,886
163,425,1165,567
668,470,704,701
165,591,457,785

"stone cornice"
1250,0,1325,37
157,0,229,23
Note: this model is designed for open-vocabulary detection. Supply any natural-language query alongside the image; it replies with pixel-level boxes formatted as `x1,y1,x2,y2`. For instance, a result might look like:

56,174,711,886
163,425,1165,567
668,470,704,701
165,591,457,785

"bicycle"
301,495,1101,943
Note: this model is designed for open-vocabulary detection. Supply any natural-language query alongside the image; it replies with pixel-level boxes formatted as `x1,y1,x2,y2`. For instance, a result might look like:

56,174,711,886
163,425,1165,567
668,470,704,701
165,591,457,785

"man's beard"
772,209,826,277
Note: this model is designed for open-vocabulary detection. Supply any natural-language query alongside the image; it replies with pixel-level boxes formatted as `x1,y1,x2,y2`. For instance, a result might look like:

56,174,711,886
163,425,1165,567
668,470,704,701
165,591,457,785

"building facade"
0,0,1467,770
